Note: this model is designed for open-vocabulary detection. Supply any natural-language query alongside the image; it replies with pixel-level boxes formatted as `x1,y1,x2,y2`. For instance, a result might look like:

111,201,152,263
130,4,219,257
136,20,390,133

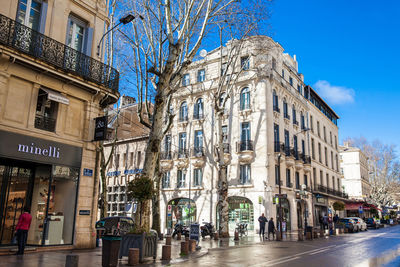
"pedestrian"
323,215,328,230
258,213,268,238
268,217,275,240
15,206,32,255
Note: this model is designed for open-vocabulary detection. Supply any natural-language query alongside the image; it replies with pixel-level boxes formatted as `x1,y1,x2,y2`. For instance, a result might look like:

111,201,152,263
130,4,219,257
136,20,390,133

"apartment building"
0,1,118,248
158,36,345,235
103,96,149,217
339,143,371,200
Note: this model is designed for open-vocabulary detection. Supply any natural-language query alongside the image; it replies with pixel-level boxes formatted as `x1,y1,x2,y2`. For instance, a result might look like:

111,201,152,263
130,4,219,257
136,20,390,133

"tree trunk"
100,151,108,219
216,112,229,237
152,163,162,234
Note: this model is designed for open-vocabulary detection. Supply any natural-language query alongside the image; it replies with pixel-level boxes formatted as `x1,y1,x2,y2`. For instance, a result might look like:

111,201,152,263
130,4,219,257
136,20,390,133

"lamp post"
278,153,283,241
97,14,137,57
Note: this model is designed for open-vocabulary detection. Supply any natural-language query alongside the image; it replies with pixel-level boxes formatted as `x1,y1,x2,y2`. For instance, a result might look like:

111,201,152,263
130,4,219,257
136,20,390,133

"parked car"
95,216,135,237
366,218,381,229
348,217,367,231
339,218,355,233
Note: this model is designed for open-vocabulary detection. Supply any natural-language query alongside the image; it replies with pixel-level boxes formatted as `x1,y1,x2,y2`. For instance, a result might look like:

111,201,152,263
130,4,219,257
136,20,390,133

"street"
175,225,400,267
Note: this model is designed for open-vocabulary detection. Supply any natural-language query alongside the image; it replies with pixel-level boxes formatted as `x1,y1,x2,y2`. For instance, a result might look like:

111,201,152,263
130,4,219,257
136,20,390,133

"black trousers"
260,226,265,236
16,229,28,255
268,230,275,240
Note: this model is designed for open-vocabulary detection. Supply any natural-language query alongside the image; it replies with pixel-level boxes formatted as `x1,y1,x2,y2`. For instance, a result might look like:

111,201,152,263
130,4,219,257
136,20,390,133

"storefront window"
217,196,254,233
44,166,78,245
276,198,291,231
166,198,196,229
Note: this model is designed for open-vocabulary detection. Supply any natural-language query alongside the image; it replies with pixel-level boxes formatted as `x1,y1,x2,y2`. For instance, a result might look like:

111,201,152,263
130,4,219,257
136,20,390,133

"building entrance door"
0,165,33,244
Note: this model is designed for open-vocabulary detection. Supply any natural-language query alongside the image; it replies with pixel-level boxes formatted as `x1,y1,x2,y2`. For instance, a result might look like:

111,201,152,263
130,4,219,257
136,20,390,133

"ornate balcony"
237,140,254,163
222,143,231,164
159,151,174,172
191,147,205,168
0,14,119,91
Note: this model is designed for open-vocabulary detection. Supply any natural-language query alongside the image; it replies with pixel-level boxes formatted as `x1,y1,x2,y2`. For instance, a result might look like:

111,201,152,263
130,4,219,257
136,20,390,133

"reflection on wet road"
177,225,400,267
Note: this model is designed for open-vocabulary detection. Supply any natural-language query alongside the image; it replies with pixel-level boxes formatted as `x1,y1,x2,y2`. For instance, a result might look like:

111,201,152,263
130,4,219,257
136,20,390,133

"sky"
268,0,400,153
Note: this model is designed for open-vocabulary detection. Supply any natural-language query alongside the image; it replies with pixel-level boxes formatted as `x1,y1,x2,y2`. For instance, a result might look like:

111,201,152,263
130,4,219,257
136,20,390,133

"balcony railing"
293,120,299,126
223,143,230,153
34,115,56,132
238,140,254,152
317,185,328,193
274,142,285,153
192,147,204,157
284,113,290,120
0,14,119,91
160,151,173,160
193,113,204,120
177,149,189,158
273,105,280,113
179,115,188,122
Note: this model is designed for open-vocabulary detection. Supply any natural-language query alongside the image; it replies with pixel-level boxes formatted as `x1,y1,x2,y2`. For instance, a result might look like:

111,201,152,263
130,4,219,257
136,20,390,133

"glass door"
0,166,32,244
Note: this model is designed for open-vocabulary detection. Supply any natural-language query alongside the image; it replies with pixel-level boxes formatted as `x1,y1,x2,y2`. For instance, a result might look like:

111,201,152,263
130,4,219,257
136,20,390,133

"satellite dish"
199,49,207,58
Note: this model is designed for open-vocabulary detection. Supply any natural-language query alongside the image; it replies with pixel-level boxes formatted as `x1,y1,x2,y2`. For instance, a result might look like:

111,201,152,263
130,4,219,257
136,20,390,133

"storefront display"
166,198,196,229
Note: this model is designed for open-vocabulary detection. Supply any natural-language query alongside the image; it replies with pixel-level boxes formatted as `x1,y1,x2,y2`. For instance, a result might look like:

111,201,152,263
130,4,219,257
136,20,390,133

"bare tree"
344,137,400,210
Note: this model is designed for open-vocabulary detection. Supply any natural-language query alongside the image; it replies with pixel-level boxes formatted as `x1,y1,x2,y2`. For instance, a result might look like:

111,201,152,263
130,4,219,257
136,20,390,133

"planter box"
119,232,158,263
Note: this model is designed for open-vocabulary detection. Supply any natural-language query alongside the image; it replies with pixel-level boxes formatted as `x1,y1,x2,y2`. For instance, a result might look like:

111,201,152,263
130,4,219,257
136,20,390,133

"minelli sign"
0,130,82,167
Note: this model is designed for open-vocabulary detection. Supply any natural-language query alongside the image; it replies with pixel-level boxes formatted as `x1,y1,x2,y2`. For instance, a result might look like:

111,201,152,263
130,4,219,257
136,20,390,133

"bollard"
339,228,344,234
177,232,182,240
306,231,312,240
128,248,140,266
276,231,282,241
166,235,172,245
189,240,196,252
320,229,325,238
214,232,219,240
65,254,79,267
159,233,164,240
234,231,239,241
298,229,304,241
313,229,318,239
181,241,189,255
335,228,340,235
161,245,172,261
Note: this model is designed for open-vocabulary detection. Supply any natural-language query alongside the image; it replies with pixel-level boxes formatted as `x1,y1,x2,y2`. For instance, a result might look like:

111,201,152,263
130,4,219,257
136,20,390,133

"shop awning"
41,88,69,105
345,202,382,211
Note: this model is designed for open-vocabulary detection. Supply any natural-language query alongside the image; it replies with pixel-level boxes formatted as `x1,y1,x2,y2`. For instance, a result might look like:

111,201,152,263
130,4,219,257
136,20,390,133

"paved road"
176,225,400,267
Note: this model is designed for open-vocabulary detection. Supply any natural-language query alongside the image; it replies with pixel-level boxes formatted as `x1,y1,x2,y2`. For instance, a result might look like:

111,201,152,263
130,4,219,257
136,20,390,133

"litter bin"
305,226,313,240
102,235,122,267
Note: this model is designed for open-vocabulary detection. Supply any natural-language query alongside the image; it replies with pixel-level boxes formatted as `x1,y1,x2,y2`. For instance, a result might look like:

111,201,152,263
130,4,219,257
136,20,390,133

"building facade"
339,143,371,200
0,0,118,248
159,36,345,235
103,96,149,217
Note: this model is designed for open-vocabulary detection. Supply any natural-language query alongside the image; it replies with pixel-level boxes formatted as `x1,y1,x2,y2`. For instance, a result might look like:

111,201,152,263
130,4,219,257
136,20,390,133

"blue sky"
268,0,400,152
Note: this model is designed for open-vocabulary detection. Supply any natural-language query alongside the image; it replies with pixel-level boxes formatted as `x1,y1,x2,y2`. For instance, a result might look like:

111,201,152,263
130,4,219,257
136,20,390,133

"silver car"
347,217,367,231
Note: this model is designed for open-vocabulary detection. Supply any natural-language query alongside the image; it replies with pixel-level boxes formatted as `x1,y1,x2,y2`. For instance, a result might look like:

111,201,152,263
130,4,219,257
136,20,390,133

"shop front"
217,196,254,234
166,198,196,228
276,198,291,231
0,130,82,246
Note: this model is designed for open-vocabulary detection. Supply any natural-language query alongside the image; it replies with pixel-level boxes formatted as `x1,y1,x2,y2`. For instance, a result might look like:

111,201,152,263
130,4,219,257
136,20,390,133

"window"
115,154,120,169
177,170,186,188
219,92,226,108
313,168,316,187
317,121,320,137
337,178,340,190
273,90,279,112
325,147,328,166
323,126,327,142
336,155,339,172
310,115,314,133
274,124,280,144
197,69,205,82
295,172,300,189
332,176,335,190
222,125,228,143
136,151,141,166
123,153,127,167
221,63,227,76
297,84,302,95
272,57,276,70
311,138,315,160
164,135,171,153
194,130,203,155
16,0,45,32
35,89,59,132
284,130,290,155
318,143,322,163
66,15,91,55
289,77,293,86
283,98,289,119
335,136,338,149
194,98,204,119
293,135,298,159
320,170,323,185
193,168,203,186
178,133,187,157
292,105,297,125
179,101,188,121
241,122,251,142
130,152,134,166
286,169,291,187
300,112,305,130
240,87,250,110
275,165,280,185
282,69,285,78
330,132,332,146
241,56,249,70
182,74,190,86
240,164,251,184
331,151,334,169
326,173,329,188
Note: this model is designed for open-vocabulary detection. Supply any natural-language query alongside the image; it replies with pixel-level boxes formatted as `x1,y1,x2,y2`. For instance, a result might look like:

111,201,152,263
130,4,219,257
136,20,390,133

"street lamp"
97,14,138,57
277,153,283,241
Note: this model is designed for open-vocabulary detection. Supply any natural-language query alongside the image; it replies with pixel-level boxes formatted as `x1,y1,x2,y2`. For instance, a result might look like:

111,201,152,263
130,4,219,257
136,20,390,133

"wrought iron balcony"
178,115,188,122
160,151,173,160
34,115,56,132
284,113,290,120
193,113,204,120
223,143,230,153
273,105,280,113
192,147,204,157
293,120,299,126
317,185,328,193
177,148,189,158
0,14,119,91
274,142,285,153
238,140,254,152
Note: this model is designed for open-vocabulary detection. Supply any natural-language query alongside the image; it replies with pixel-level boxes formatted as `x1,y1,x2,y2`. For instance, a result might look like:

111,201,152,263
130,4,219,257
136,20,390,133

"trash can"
306,226,313,240
102,235,122,267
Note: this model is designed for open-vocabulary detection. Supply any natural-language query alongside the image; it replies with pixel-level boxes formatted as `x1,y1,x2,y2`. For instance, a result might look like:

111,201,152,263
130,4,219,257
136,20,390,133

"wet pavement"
0,226,399,266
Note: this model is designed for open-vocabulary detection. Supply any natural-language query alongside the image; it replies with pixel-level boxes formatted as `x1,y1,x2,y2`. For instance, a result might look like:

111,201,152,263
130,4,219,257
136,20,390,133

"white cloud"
313,80,355,105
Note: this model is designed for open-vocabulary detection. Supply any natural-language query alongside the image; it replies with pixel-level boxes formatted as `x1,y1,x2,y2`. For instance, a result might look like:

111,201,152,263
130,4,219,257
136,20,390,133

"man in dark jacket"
268,217,275,240
258,213,268,238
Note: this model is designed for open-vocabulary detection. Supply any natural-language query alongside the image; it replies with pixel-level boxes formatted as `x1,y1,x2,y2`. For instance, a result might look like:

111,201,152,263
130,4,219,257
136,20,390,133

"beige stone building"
158,36,346,235
0,0,118,248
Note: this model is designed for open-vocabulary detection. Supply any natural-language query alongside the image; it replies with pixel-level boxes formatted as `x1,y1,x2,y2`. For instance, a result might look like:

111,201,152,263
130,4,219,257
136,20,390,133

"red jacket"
16,212,32,231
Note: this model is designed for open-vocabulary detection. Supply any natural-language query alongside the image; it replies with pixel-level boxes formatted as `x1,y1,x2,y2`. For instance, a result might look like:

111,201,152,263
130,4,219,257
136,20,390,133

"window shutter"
84,27,94,56
39,1,48,34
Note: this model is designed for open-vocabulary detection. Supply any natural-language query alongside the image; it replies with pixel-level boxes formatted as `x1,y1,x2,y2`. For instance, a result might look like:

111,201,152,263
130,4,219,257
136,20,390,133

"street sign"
189,223,200,242
94,116,108,141
275,194,287,198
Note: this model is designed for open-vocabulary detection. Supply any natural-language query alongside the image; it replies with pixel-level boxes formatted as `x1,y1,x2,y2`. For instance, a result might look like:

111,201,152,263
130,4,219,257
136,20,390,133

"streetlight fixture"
97,13,138,57
277,153,283,241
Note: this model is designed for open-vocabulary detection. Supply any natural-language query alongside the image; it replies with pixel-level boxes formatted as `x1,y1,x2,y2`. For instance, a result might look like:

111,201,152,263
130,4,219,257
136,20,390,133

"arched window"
193,98,204,119
292,105,297,125
283,98,289,118
273,90,279,112
179,101,188,121
240,87,250,110
301,111,305,129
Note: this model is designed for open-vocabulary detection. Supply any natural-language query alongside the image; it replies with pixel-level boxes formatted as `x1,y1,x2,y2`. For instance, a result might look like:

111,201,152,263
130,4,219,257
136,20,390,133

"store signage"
0,130,82,167
79,210,91,215
189,223,200,242
107,171,121,176
124,168,143,175
94,116,108,141
83,168,93,177
275,194,287,199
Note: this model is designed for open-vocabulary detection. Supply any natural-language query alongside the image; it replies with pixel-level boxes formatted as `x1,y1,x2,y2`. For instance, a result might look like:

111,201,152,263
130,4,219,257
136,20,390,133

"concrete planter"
119,233,158,263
